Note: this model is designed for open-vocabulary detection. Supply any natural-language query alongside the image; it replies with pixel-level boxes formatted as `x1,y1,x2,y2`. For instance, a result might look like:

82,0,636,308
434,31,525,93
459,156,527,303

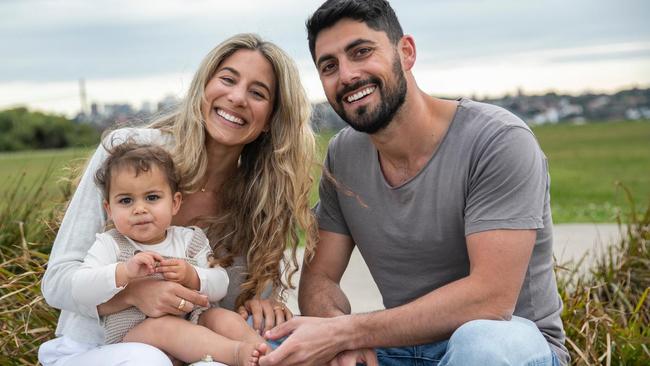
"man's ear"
171,192,182,215
399,35,416,71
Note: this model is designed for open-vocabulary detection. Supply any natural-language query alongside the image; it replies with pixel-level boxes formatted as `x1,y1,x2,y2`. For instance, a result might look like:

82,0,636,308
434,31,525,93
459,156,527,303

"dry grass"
0,170,648,364
557,184,650,365
0,169,72,365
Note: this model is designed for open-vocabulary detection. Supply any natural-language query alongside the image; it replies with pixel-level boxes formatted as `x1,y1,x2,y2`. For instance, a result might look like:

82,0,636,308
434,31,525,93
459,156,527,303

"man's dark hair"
95,140,181,200
306,0,404,61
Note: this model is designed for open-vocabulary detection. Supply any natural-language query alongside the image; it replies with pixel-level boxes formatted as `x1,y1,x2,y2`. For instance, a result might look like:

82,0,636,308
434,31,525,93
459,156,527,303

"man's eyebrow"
218,66,272,95
316,38,376,68
344,38,375,53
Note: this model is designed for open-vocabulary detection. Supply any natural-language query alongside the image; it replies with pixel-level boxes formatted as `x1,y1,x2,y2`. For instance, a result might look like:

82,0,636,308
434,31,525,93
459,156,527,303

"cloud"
1,0,649,115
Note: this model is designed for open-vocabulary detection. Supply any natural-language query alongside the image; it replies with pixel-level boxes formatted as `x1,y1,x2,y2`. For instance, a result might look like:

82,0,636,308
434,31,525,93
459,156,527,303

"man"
260,0,568,365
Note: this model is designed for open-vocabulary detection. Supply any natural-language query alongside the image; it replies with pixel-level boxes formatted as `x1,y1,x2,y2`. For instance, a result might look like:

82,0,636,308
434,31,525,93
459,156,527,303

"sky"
1,0,649,117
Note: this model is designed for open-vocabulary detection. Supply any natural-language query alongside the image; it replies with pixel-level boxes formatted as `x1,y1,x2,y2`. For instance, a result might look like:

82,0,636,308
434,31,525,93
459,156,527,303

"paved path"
284,223,625,314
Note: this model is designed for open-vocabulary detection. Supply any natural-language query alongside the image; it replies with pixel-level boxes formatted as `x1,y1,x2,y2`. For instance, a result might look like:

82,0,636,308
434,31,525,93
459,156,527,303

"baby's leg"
199,308,266,344
124,315,267,365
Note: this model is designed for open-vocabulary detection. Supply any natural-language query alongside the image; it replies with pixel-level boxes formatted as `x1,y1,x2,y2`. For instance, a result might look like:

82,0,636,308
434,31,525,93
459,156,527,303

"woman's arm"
41,128,168,319
97,279,210,317
41,143,109,319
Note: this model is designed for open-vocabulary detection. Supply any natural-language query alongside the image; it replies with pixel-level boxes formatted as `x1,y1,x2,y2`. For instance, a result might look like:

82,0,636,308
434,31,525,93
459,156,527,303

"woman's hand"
125,278,209,318
237,298,293,334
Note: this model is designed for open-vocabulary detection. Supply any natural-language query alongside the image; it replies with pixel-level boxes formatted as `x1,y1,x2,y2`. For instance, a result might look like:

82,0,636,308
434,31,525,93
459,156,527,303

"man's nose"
338,59,361,86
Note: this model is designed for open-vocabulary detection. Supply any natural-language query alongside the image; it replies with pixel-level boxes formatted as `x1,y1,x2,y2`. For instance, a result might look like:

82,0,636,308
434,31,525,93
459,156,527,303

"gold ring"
273,305,286,311
177,298,186,311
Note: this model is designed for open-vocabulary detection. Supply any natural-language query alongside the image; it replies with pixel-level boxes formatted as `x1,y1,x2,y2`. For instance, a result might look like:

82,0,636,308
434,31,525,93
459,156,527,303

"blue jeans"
375,316,560,366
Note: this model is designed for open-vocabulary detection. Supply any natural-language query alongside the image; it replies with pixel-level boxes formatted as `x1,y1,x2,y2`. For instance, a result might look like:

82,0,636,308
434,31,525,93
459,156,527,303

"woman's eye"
221,76,235,84
251,90,266,99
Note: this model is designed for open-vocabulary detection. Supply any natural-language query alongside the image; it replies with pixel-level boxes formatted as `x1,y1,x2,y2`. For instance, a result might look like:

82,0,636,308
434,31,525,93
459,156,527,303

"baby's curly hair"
95,140,181,201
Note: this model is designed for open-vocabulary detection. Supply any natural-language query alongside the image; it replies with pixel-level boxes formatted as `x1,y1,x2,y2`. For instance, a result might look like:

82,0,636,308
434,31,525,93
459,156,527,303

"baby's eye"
118,197,132,205
146,194,160,201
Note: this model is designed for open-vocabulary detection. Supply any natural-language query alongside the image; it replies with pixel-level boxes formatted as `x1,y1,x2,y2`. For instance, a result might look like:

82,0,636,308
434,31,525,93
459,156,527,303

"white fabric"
71,226,229,311
38,335,226,366
39,128,230,365
42,128,170,345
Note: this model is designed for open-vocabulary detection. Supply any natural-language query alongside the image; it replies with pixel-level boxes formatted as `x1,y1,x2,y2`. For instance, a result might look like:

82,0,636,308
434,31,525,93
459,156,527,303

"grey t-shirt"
315,98,568,364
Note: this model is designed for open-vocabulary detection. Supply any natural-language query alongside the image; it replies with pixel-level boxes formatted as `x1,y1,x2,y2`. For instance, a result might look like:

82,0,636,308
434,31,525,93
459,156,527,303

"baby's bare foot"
237,342,268,366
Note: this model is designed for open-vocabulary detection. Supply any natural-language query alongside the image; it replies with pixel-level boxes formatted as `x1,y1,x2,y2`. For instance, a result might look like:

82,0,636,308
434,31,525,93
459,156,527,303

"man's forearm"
338,275,513,350
298,270,351,317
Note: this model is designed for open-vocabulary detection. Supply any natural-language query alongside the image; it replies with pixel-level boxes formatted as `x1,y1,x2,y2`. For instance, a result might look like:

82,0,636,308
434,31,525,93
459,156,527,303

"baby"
70,140,268,366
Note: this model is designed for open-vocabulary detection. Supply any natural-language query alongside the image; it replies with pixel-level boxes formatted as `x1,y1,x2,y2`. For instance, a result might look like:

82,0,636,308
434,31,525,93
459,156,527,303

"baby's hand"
156,258,199,290
122,251,164,281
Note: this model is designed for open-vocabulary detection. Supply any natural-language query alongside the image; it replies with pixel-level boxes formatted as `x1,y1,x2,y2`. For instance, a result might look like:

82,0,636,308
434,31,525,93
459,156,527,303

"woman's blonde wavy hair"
148,33,317,308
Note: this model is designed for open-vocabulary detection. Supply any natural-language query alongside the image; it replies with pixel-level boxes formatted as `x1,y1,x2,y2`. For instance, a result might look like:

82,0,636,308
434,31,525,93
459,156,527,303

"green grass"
533,121,650,223
1,121,649,223
0,148,92,196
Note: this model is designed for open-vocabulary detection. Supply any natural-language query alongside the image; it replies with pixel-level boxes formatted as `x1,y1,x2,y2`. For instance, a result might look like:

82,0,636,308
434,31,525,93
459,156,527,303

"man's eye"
146,194,160,201
355,47,372,57
118,197,132,205
321,63,336,74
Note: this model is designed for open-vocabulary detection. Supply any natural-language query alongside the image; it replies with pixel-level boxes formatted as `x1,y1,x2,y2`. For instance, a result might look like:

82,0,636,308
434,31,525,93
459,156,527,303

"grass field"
0,148,92,196
533,120,650,222
1,120,648,223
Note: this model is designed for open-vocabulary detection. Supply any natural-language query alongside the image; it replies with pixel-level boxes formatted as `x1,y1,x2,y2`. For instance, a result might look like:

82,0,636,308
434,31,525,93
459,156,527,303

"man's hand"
156,258,200,290
260,316,349,366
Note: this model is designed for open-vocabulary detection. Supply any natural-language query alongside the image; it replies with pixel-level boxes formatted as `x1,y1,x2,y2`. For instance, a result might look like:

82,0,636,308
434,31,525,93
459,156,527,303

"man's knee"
442,317,552,365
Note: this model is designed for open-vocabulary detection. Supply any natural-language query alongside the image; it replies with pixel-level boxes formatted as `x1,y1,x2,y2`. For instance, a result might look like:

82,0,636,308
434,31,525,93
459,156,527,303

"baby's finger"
146,252,165,262
155,264,180,273
159,258,181,267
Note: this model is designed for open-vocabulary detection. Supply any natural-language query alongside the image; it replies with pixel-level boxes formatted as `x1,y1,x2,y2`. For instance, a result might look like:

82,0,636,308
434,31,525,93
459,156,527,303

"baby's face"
104,165,181,244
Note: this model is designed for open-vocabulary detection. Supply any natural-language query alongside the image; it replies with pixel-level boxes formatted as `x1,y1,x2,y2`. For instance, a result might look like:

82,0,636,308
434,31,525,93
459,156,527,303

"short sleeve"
314,147,351,236
464,126,548,235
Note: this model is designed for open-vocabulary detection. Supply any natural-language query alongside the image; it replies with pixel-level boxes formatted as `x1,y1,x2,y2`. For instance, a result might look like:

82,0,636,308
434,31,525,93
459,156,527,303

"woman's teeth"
216,109,245,125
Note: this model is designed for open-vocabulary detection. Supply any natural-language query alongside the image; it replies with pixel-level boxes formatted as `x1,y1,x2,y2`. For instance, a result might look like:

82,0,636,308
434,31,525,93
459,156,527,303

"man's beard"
332,56,407,134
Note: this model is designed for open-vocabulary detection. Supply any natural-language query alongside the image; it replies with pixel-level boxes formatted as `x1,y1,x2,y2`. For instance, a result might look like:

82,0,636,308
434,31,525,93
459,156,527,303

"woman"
39,33,317,366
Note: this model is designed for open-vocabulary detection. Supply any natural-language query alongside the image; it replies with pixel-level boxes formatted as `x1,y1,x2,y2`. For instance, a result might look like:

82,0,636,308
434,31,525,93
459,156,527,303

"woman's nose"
227,85,248,107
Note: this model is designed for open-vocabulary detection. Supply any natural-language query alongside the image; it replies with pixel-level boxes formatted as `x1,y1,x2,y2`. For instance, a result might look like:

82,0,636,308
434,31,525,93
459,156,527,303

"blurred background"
1,2,649,364
1,0,648,118
2,0,649,222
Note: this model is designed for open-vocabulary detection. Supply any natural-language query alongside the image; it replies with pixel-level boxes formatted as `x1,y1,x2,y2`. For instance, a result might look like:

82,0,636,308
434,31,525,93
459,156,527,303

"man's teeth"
346,86,376,103
216,109,244,125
